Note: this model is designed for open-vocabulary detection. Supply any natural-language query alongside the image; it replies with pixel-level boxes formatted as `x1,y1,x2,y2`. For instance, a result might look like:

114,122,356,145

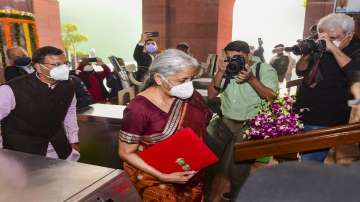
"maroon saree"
119,91,212,202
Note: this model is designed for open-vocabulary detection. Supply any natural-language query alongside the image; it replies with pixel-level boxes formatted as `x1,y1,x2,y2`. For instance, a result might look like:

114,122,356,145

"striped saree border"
118,99,184,144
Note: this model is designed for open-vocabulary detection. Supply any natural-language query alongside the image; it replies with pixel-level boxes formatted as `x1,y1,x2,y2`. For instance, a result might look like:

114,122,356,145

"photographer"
253,38,266,63
270,44,296,83
77,57,111,103
294,13,360,162
133,33,159,82
206,40,278,200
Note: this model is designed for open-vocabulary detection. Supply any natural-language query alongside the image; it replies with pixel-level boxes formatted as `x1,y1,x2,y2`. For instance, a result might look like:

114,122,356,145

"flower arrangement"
0,9,38,63
244,96,304,140
0,9,35,20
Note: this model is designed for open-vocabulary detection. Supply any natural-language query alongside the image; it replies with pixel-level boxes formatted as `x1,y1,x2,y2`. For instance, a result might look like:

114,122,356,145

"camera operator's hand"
318,32,337,52
296,54,311,72
318,32,352,68
140,33,149,44
217,55,227,73
208,53,227,100
351,82,360,100
338,33,353,50
235,64,254,82
272,47,285,54
96,57,105,66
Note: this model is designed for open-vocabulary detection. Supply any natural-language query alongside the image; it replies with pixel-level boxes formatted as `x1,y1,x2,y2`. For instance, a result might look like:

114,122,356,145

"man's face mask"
15,56,31,67
15,56,35,74
330,32,353,48
146,43,157,53
332,40,341,48
161,75,194,99
39,63,70,81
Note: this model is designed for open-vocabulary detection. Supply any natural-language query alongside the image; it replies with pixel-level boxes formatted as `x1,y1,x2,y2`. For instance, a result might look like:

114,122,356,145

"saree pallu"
120,92,212,201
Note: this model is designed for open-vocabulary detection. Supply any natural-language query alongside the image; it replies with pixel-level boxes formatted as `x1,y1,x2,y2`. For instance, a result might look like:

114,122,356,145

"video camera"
284,39,326,55
224,55,246,78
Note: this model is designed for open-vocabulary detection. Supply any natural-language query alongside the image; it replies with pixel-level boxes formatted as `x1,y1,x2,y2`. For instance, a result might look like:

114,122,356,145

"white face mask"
332,40,341,48
170,81,194,99
162,76,194,99
40,64,70,81
83,65,94,72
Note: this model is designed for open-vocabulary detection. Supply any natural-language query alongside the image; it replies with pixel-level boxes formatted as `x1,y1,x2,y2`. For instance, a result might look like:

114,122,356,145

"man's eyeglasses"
41,61,71,67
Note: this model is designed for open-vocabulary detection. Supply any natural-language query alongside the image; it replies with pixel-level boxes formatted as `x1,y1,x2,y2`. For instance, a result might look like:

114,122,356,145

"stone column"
142,0,235,62
32,0,63,49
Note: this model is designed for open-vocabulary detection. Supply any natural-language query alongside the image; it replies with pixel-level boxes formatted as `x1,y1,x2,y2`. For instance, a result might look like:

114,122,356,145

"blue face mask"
145,44,157,53
15,56,31,67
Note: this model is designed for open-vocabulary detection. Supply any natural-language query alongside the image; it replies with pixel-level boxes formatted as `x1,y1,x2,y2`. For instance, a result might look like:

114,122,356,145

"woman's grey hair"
317,13,355,33
142,49,199,89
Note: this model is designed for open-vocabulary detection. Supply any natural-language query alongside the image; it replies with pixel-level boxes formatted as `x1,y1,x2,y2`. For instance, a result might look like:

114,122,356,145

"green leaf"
61,23,88,55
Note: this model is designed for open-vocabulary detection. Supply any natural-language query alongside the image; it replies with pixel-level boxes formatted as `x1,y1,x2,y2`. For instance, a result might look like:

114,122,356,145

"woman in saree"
118,49,212,201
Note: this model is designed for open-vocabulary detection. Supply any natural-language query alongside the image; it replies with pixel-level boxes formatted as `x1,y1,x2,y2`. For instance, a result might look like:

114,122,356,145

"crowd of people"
0,13,359,201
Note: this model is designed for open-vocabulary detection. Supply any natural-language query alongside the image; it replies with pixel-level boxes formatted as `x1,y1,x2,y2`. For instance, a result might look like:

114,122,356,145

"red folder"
139,128,219,174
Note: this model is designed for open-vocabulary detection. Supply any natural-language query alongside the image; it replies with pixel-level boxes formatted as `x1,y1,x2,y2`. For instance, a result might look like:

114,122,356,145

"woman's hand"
119,141,197,185
158,171,197,184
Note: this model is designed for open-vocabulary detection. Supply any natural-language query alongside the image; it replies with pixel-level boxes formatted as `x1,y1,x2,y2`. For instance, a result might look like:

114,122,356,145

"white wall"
232,0,306,62
59,0,142,63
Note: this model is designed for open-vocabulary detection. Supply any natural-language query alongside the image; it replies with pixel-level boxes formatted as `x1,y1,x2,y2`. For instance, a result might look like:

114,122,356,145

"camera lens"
224,55,246,77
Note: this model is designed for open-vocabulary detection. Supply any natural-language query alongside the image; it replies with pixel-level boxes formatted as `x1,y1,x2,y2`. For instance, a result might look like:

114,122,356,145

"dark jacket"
133,44,152,81
70,75,92,109
295,36,360,126
106,72,123,98
1,73,74,157
4,65,27,81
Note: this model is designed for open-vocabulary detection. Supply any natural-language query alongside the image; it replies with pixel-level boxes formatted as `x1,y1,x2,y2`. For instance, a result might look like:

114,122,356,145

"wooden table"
77,104,126,169
235,123,360,161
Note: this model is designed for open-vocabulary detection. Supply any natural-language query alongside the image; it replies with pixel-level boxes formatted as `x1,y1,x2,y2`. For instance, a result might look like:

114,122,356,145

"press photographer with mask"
0,46,79,160
77,57,111,103
206,40,278,200
133,32,159,82
294,13,360,162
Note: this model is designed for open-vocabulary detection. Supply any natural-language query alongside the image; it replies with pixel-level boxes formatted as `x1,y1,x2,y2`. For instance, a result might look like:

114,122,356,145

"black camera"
88,57,97,62
224,55,246,77
284,39,326,55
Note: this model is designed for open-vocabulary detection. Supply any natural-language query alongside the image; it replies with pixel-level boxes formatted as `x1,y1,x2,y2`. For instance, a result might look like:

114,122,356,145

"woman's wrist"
154,171,166,181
